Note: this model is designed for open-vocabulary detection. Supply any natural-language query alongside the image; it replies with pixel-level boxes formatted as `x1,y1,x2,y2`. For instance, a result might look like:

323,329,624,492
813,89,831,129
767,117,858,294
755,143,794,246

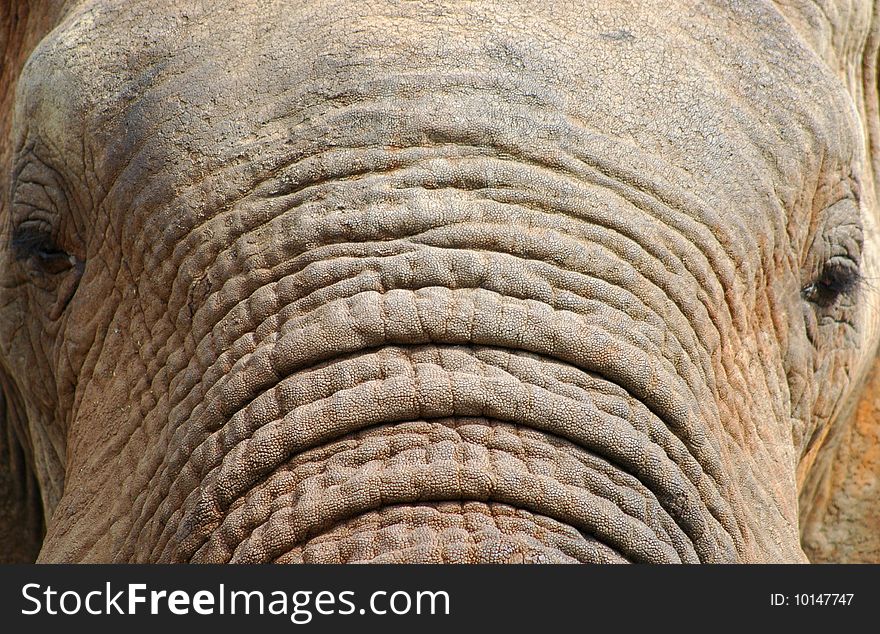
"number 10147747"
770,594,854,606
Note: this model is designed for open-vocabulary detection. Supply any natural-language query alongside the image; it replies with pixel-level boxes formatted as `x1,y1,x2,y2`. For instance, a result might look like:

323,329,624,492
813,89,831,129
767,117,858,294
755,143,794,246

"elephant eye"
10,224,77,275
801,259,862,308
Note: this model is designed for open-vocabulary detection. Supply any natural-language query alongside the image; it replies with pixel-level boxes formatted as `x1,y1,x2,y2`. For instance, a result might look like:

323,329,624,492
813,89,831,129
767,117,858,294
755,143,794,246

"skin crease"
0,0,879,563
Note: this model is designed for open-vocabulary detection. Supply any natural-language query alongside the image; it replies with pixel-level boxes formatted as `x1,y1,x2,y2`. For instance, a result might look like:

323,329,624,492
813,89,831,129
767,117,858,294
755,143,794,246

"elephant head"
1,0,880,563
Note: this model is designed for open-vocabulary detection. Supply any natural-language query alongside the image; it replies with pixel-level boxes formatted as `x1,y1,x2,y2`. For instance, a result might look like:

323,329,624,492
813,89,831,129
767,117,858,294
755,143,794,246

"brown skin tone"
1,0,879,563
0,0,76,564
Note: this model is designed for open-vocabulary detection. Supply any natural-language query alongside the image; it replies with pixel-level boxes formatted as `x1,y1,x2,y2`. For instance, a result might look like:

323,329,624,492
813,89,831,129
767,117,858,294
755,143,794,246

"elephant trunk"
131,141,743,563
186,336,729,563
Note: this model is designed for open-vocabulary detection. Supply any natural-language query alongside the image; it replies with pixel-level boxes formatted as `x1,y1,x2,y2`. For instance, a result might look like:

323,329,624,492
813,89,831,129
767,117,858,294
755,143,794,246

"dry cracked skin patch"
0,0,879,563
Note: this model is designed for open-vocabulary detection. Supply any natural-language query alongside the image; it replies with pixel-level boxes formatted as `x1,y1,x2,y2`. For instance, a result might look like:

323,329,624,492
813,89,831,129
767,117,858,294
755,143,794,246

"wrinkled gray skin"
1,0,880,563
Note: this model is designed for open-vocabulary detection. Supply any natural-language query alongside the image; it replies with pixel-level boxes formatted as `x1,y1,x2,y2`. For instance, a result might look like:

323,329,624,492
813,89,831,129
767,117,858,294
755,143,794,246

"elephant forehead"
13,0,862,232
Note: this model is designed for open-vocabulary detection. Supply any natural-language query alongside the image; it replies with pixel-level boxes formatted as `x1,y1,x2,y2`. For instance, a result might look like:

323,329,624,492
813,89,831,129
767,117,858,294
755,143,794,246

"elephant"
1,0,879,564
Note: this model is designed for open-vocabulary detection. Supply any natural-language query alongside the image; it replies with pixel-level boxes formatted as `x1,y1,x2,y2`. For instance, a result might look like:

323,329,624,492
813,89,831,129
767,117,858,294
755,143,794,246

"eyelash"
801,259,863,308
10,224,75,275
